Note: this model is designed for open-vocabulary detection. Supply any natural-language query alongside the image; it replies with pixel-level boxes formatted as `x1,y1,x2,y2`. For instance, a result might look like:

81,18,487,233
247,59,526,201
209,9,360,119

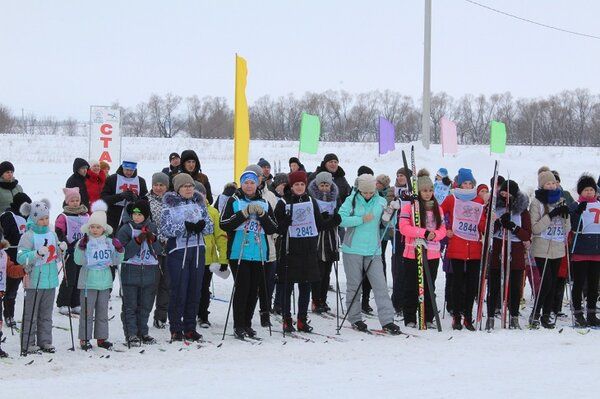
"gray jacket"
529,197,570,259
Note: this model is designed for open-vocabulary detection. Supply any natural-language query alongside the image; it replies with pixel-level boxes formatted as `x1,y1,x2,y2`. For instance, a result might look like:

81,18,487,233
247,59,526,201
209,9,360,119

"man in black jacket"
65,158,90,208
100,158,148,234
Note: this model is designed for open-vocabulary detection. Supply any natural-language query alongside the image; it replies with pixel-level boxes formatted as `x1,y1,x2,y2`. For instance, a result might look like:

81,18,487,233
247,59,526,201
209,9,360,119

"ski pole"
222,226,248,340
59,249,75,351
337,216,394,333
256,228,272,336
530,239,553,323
333,260,341,334
22,239,47,356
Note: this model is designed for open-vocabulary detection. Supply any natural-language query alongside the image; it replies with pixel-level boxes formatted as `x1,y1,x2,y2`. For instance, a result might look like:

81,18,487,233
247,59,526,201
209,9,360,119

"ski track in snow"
1,135,600,398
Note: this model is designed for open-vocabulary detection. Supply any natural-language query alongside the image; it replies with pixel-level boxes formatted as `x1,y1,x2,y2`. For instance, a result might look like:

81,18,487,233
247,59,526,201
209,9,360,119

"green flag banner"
490,120,507,154
299,113,320,154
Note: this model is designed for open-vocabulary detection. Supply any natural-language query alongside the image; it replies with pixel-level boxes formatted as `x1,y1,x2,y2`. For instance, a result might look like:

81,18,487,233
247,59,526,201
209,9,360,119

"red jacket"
85,169,106,208
440,194,487,260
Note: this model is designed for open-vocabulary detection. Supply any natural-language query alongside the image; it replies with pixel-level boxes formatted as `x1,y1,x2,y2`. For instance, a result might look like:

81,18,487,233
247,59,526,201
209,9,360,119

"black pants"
362,240,388,305
403,258,439,323
445,273,453,313
572,260,600,314
391,240,406,312
198,265,213,321
311,260,333,305
553,277,566,314
487,268,523,317
230,260,261,329
2,277,22,319
533,257,561,317
451,259,480,319
257,261,275,314
283,282,311,318
153,256,170,322
56,254,81,308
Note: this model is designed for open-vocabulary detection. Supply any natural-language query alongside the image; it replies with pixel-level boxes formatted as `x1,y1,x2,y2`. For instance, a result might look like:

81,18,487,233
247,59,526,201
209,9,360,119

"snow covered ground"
1,134,600,398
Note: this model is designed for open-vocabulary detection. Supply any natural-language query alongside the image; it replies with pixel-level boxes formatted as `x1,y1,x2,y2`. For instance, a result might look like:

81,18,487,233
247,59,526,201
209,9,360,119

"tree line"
1,88,599,146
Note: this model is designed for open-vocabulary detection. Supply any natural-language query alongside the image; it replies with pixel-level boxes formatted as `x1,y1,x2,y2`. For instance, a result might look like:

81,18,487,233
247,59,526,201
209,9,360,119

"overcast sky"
2,0,600,120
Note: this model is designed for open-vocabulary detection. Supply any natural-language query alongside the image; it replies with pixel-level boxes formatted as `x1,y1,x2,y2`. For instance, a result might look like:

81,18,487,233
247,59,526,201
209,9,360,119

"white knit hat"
356,174,377,193
81,200,112,235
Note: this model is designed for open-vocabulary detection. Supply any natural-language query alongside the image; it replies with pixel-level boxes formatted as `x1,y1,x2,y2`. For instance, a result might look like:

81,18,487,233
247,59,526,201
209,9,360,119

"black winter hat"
72,158,90,174
577,174,597,195
257,158,271,168
180,150,201,173
10,192,32,214
323,153,339,163
493,175,506,188
289,157,300,166
272,173,288,188
169,152,180,161
0,161,15,176
127,199,151,220
357,165,374,176
499,180,520,198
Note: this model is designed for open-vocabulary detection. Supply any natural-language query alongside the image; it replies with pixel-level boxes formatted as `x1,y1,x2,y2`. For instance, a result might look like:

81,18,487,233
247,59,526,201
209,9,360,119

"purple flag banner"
378,116,395,155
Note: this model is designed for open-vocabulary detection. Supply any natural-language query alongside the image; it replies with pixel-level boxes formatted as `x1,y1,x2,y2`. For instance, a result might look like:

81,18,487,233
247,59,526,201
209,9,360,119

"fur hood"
308,179,339,203
163,190,205,208
497,190,529,215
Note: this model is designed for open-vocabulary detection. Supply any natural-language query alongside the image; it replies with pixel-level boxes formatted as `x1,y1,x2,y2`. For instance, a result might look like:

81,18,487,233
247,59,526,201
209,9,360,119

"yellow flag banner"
234,54,250,182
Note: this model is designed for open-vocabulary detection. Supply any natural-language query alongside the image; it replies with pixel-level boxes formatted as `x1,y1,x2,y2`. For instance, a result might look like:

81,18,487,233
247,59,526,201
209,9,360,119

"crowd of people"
0,151,599,357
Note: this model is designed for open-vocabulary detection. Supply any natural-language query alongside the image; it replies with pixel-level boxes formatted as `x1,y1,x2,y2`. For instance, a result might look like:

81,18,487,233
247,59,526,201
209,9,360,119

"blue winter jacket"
339,192,387,256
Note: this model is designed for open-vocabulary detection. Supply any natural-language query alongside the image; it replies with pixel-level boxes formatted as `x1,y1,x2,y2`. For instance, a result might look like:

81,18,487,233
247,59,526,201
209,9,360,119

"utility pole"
421,0,432,149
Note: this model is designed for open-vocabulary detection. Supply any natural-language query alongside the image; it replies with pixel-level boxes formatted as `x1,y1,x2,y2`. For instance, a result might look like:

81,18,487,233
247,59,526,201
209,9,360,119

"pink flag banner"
440,116,458,155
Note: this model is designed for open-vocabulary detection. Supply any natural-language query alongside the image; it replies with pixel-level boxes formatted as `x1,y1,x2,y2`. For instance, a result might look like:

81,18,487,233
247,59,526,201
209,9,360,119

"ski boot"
322,302,331,312
485,317,495,331
404,319,417,328
463,316,476,331
140,335,156,345
97,339,113,350
170,332,184,342
452,314,463,331
260,311,271,327
0,332,6,358
153,319,167,329
198,318,211,329
244,327,257,338
126,336,141,346
80,340,93,351
297,316,313,333
233,328,246,339
382,322,402,335
5,317,16,329
352,320,369,332
40,344,56,353
540,314,555,329
362,301,374,314
271,304,282,316
184,330,203,342
574,313,587,327
282,317,295,333
509,316,521,330
587,313,600,327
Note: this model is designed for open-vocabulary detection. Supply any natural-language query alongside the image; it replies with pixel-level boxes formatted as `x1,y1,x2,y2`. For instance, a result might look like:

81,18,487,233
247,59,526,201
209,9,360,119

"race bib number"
129,228,158,265
86,239,113,270
581,202,600,234
493,208,522,242
33,232,58,265
286,201,318,238
115,175,140,206
66,214,88,244
538,204,566,242
451,199,483,241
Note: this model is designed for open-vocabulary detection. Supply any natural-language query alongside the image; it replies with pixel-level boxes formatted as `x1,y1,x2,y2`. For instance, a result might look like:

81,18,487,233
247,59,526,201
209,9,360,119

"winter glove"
501,219,517,232
135,232,149,244
7,263,26,279
575,201,588,214
333,213,342,226
185,221,196,233
146,232,156,243
78,234,89,250
194,220,206,234
548,204,569,219
321,211,330,218
112,238,124,253
390,200,402,210
220,264,228,272
247,203,265,216
37,246,49,257
424,230,436,241
58,241,68,252
499,212,512,225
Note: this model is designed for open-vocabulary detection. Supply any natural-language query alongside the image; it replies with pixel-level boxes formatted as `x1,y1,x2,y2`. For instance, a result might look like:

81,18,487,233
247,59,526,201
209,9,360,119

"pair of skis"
401,146,442,332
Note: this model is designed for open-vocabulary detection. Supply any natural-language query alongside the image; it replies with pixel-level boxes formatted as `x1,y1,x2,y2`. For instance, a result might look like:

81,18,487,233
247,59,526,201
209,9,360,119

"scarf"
454,188,477,202
535,188,562,205
63,205,89,215
578,195,597,203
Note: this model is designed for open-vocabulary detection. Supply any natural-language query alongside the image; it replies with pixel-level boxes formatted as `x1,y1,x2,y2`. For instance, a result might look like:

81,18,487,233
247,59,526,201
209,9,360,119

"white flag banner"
89,106,121,166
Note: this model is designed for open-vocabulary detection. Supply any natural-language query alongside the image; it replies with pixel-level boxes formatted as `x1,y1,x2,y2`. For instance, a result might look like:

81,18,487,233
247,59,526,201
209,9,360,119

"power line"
465,0,600,40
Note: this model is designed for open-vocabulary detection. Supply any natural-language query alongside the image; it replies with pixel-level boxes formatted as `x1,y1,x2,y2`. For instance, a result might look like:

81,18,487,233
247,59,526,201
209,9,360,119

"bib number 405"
93,249,112,260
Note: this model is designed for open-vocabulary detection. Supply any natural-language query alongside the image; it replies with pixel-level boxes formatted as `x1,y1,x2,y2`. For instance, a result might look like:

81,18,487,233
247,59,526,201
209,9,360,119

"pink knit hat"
63,187,81,203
